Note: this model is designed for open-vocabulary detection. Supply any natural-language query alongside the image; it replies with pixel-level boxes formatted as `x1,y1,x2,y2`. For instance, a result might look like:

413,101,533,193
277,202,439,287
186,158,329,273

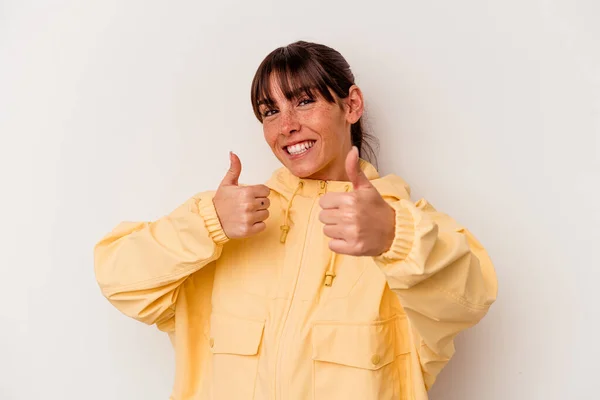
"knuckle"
242,188,253,199
347,194,358,207
355,241,364,252
354,239,367,254
342,212,355,224
318,196,326,207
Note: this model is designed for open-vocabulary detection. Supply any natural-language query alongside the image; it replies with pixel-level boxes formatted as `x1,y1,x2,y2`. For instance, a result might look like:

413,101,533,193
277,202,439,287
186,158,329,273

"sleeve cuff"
375,199,415,263
196,194,229,246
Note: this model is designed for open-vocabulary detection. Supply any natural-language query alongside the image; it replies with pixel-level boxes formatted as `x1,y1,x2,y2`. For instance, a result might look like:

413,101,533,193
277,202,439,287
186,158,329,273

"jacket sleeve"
373,198,498,390
94,191,228,329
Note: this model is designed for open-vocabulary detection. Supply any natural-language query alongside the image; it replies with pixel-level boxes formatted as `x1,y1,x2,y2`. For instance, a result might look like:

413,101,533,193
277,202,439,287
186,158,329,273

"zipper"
273,181,327,399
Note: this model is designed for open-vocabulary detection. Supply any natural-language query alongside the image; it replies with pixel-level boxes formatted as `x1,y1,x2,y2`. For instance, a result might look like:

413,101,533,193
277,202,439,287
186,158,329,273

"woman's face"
259,76,364,181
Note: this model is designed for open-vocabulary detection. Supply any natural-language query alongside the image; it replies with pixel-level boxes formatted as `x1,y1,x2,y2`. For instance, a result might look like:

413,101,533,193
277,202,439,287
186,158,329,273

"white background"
1,1,599,399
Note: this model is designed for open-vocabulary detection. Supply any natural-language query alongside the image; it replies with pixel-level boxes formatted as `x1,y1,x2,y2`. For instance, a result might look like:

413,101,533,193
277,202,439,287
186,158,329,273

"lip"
282,139,316,149
284,140,316,160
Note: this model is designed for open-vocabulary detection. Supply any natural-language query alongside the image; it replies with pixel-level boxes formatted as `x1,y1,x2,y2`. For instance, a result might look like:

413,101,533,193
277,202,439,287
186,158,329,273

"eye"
298,98,314,106
262,109,278,118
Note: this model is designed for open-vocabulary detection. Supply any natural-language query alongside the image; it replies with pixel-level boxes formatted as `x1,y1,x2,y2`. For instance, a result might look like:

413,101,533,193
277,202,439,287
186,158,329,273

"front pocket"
311,315,411,400
209,312,265,399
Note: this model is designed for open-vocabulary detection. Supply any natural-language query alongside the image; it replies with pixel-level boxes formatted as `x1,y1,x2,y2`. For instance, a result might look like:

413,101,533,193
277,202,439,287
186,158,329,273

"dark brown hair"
250,41,378,165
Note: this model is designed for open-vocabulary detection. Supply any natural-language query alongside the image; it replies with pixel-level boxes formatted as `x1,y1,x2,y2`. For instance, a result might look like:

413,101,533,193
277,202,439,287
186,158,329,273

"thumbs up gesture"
319,147,396,256
213,152,271,239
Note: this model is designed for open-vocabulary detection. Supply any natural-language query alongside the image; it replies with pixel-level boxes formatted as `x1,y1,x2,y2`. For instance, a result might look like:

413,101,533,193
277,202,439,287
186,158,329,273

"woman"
95,41,497,400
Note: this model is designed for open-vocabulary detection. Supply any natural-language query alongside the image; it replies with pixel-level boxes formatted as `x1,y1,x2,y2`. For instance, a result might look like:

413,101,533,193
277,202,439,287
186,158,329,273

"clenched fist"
213,152,271,239
319,147,396,256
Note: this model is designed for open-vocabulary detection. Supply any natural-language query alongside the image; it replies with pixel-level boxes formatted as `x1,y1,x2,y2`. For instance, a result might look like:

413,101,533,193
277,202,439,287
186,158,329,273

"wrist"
196,195,229,245
375,200,415,263
379,203,396,255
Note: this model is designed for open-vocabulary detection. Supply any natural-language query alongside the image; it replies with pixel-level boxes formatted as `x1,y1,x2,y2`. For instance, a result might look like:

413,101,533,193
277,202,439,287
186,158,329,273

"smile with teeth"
286,140,315,155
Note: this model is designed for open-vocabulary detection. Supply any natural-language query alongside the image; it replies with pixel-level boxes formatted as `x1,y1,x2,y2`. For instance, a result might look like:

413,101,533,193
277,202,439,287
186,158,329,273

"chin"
275,144,331,179
288,164,319,179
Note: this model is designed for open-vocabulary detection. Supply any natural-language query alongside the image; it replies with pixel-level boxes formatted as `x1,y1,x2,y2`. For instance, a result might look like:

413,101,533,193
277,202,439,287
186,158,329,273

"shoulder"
371,173,412,201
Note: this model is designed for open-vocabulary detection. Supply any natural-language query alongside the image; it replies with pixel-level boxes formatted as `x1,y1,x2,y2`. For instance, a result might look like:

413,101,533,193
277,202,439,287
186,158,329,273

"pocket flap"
209,313,265,356
311,315,409,370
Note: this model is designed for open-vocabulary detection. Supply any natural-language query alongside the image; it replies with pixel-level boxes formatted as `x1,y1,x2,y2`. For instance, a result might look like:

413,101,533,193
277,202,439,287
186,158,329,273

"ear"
344,85,364,125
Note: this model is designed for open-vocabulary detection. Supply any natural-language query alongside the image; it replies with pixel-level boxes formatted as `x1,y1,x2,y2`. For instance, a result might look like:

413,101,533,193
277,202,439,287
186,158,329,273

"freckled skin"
260,76,362,181
258,76,395,255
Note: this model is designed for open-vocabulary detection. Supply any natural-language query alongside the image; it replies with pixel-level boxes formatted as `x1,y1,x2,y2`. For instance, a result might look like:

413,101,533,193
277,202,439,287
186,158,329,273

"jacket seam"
101,256,217,297
391,198,490,313
425,280,490,312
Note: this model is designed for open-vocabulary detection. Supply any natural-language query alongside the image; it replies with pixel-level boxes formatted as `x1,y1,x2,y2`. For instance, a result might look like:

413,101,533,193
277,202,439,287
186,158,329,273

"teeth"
287,140,315,155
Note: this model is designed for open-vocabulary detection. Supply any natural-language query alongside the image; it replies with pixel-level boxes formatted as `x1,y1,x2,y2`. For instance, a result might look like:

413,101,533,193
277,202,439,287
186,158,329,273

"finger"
319,192,349,209
249,209,270,224
247,184,271,199
323,224,345,240
248,221,267,235
319,209,342,225
345,146,372,190
220,152,242,187
328,239,357,255
254,197,270,211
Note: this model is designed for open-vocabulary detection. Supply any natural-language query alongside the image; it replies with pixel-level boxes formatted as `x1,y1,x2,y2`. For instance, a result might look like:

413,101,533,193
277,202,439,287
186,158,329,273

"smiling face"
251,42,366,181
258,75,362,181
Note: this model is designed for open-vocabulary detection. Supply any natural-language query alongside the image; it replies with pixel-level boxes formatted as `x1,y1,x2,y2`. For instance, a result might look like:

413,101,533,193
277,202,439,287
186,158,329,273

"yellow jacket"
94,160,497,400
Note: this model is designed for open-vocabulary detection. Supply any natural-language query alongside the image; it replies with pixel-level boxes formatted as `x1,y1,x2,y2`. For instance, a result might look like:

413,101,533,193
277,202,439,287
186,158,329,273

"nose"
280,108,300,136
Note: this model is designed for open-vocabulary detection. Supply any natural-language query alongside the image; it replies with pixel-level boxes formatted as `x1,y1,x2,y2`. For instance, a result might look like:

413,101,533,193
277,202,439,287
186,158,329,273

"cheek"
263,123,276,147
311,106,345,138
263,124,278,148
314,117,344,146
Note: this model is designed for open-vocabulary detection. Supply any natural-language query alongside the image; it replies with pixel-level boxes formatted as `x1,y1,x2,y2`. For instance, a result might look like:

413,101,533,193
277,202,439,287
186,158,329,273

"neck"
305,167,348,182
306,158,351,181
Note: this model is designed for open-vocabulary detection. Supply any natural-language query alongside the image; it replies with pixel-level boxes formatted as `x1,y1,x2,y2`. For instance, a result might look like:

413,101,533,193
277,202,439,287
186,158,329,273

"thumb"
345,146,372,190
220,151,242,186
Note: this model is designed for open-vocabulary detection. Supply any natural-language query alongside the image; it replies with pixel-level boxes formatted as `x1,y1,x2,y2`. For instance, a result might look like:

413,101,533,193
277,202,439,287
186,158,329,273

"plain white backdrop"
1,1,598,399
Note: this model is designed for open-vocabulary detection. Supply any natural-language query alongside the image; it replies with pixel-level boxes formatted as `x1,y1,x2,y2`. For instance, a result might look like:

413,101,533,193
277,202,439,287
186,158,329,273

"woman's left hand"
319,147,396,256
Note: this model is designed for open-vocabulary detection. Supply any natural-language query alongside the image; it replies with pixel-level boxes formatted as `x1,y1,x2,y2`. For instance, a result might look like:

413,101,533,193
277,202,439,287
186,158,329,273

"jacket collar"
266,158,381,198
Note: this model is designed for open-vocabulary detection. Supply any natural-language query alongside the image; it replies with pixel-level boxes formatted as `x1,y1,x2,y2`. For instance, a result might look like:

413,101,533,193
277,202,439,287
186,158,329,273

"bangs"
251,46,336,121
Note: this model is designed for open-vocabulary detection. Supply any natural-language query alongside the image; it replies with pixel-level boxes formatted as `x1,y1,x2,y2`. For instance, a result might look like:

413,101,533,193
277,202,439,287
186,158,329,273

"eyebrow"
288,86,315,100
257,87,315,107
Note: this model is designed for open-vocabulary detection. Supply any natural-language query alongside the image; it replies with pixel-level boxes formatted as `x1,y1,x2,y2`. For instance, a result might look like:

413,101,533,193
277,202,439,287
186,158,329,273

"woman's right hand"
212,152,271,239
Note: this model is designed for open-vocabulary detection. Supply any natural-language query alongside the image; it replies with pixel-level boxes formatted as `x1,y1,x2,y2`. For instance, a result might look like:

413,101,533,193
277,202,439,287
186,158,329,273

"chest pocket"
311,315,412,400
209,313,265,399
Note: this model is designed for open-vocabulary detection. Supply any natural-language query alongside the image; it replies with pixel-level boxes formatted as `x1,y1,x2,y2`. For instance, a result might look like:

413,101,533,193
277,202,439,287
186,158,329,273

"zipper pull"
280,224,290,243
324,271,336,287
318,180,327,195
